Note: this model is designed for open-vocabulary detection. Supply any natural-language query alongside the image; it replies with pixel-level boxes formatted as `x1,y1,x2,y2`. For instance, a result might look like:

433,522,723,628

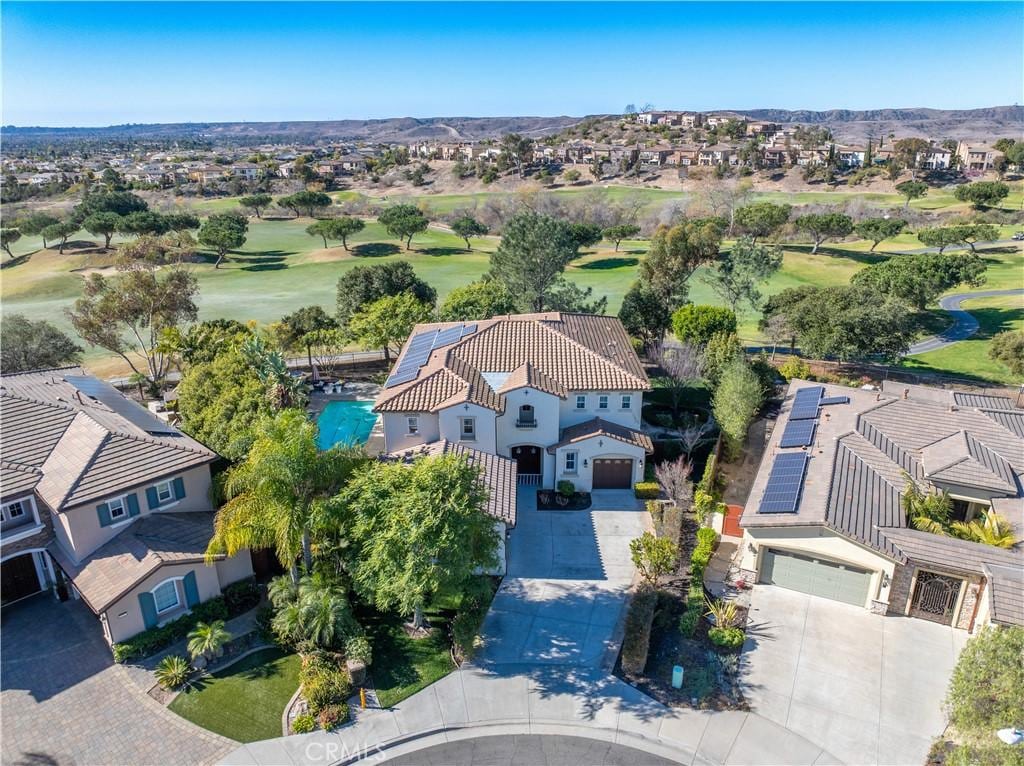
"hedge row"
690,527,718,575
112,579,261,663
620,585,659,675
633,482,660,499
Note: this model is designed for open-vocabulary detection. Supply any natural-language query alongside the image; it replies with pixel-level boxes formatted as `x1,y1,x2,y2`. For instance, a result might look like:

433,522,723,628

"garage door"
593,458,633,489
760,549,872,606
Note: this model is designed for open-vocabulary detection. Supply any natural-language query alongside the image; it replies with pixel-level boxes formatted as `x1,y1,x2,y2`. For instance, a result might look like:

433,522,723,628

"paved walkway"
907,287,1024,355
1,593,234,766
740,586,968,766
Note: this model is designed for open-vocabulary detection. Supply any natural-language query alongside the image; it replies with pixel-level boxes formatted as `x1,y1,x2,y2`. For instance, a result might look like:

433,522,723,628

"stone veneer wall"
886,564,915,616
0,498,55,560
956,575,983,631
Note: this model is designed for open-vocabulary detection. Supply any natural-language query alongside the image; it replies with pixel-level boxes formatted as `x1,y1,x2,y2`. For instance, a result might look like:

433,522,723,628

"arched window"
152,579,180,614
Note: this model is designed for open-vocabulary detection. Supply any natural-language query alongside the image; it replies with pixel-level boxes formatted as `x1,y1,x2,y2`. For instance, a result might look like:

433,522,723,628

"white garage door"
760,549,872,607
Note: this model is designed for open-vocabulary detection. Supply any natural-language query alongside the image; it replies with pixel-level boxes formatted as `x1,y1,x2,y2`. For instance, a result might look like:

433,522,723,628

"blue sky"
2,2,1021,126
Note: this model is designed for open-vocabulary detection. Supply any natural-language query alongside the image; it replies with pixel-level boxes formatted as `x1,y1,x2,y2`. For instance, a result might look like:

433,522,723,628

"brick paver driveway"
1,593,233,766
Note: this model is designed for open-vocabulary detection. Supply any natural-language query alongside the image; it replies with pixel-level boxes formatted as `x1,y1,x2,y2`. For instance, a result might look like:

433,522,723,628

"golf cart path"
907,287,1024,355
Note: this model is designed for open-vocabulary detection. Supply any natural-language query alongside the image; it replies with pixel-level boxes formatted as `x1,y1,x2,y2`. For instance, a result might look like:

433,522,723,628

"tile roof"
982,562,1024,626
1,368,216,510
49,512,222,613
547,417,654,454
385,440,518,526
920,431,1018,494
1,461,42,499
375,313,649,415
878,526,1023,573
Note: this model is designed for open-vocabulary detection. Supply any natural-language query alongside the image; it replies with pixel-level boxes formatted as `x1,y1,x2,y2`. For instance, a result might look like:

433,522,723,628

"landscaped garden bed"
537,483,592,510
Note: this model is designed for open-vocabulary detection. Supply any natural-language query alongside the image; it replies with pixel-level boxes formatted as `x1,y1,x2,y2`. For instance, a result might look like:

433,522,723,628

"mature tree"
702,237,783,312
544,279,608,314
672,304,737,346
41,221,80,254
629,532,679,586
1,314,83,372
639,219,724,310
348,293,433,363
619,281,672,351
488,211,580,312
567,222,604,250
14,212,60,246
853,217,907,251
713,358,765,453
177,344,269,459
83,211,122,249
1,227,21,258
207,409,367,575
66,265,198,391
944,626,1024,766
336,261,437,325
701,332,743,388
653,342,704,416
917,226,967,254
953,181,1010,210
761,284,917,362
602,223,641,251
198,211,248,268
793,212,853,254
269,572,360,650
499,133,534,178
238,193,273,218
989,330,1024,377
950,223,1001,253
328,216,365,251
117,210,171,238
343,453,498,629
73,190,148,221
164,212,201,245
277,190,332,218
450,215,488,251
895,180,928,209
378,204,429,250
892,137,931,177
733,202,791,243
852,252,986,309
176,318,249,365
438,279,516,321
278,305,338,367
654,456,694,510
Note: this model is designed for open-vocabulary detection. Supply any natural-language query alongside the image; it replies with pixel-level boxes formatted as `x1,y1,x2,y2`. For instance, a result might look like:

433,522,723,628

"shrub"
945,626,1024,747
345,635,372,666
154,655,191,690
693,490,718,526
112,596,231,662
301,656,352,715
672,304,737,346
630,531,679,585
679,605,702,637
557,480,575,497
705,596,740,628
291,714,316,734
317,703,348,730
633,481,660,499
708,626,745,650
451,604,488,661
222,578,261,614
679,580,706,638
696,527,718,548
778,357,811,381
620,586,659,675
690,527,717,576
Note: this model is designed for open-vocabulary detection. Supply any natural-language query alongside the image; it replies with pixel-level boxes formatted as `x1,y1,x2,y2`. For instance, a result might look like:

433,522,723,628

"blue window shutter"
97,503,112,527
127,494,140,517
139,592,158,629
145,487,159,509
172,477,186,501
183,571,200,607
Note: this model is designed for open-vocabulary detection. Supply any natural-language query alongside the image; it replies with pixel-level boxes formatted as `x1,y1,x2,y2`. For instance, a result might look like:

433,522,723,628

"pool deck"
309,382,386,455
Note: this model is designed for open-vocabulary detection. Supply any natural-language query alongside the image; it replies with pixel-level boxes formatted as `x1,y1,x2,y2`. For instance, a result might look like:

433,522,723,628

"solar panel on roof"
779,419,816,448
385,370,418,387
790,386,824,420
757,452,809,514
432,326,464,348
64,376,179,435
820,395,850,406
461,324,477,337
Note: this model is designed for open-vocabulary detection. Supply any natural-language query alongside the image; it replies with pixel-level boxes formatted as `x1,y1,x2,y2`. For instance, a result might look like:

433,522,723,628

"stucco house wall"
381,412,440,451
552,439,647,492
557,391,642,431
439,402,498,453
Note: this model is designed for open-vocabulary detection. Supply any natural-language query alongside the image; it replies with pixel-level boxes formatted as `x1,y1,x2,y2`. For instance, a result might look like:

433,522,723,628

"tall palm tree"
187,620,232,662
951,511,1017,549
206,409,367,578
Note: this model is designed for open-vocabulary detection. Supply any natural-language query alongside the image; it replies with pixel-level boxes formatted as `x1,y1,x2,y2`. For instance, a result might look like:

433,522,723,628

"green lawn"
361,611,454,709
168,648,300,743
901,294,1024,384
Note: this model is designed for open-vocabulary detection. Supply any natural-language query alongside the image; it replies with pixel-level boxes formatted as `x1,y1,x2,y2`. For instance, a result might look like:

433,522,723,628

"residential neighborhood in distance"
2,2,1023,766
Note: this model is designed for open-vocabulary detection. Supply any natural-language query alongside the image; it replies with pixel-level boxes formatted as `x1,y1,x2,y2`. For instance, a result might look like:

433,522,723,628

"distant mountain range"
3,106,1020,143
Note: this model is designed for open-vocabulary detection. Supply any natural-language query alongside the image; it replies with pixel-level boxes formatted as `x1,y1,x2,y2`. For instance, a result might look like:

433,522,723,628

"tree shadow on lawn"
0,252,36,269
418,247,467,257
221,250,296,271
352,242,402,258
578,256,639,270
357,608,451,700
784,243,887,265
969,307,1023,338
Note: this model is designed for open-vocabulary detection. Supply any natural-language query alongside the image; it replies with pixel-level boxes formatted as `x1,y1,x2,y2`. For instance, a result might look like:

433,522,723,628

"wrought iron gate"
909,570,963,624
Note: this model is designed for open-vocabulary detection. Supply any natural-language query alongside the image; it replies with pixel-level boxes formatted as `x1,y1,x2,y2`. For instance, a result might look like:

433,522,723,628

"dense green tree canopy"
733,202,791,242
793,212,853,253
1,228,21,258
348,293,434,363
895,180,928,209
488,211,581,313
953,181,1010,209
438,279,517,321
117,210,171,238
176,318,249,366
450,215,488,251
702,237,782,312
73,190,148,221
989,330,1024,377
378,204,429,250
198,211,248,268
639,219,723,310
619,281,672,350
601,223,641,251
713,358,765,451
41,221,80,254
672,304,738,346
1,314,82,373
83,211,123,249
278,305,338,366
238,193,273,218
853,217,907,251
277,190,332,218
852,252,986,309
336,261,437,325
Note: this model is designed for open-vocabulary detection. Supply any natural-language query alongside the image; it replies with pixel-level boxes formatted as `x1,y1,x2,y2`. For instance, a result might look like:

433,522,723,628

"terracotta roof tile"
547,417,654,454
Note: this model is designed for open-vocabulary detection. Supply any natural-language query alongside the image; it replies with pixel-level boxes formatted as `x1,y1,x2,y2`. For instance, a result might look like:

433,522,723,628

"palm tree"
951,511,1017,549
269,572,359,650
902,473,952,535
240,334,307,411
206,409,367,579
187,620,232,662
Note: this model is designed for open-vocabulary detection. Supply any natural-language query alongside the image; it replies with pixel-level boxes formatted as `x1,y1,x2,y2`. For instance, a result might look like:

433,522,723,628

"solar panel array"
64,375,180,435
820,395,850,406
758,452,810,514
789,385,824,420
779,419,816,448
385,324,478,388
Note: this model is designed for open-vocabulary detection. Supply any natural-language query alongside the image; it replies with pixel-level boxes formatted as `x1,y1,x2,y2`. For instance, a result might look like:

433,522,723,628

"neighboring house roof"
375,314,649,415
547,417,654,455
1,461,43,499
385,439,518,526
982,562,1024,626
878,526,1023,574
0,368,216,509
48,512,222,613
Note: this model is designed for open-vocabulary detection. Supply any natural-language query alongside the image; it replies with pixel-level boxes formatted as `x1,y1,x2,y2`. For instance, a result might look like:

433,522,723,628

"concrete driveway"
475,488,648,667
740,586,969,766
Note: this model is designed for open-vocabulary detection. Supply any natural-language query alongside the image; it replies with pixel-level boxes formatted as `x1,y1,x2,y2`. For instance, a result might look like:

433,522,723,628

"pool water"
316,400,379,449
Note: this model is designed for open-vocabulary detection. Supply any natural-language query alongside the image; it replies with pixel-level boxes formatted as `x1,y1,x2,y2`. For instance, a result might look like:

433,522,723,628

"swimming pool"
315,400,379,449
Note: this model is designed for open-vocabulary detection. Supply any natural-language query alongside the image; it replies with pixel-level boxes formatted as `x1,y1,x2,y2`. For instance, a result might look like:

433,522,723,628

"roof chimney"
902,388,909,400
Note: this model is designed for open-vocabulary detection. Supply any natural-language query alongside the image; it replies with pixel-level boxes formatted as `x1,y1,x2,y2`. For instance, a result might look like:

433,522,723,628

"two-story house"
737,380,1023,631
0,368,253,646
372,313,653,509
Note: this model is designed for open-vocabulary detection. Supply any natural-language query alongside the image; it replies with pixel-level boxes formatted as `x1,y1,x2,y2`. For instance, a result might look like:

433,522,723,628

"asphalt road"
907,288,1024,355
382,735,680,766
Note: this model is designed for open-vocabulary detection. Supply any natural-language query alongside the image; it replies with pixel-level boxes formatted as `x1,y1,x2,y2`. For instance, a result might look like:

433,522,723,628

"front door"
593,458,634,489
1,553,43,606
909,570,963,625
511,445,542,476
